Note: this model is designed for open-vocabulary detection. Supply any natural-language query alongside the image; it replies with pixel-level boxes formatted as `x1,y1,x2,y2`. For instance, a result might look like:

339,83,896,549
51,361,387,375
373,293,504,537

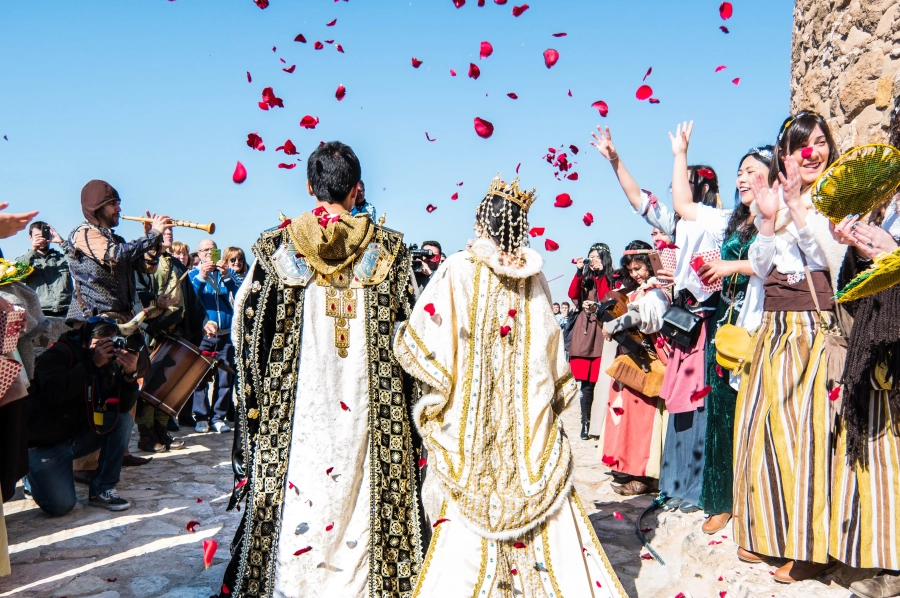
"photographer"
16,221,72,317
411,240,442,293
24,317,140,515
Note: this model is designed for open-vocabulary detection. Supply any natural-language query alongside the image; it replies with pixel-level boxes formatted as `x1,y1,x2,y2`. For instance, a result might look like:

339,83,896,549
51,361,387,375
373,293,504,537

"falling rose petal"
457,181,464,186
719,1,733,20
300,115,320,129
451,192,459,200
507,93,518,99
828,387,841,401
418,457,428,468
513,541,527,549
326,522,334,531
473,117,494,139
283,65,296,73
715,65,727,72
335,84,346,101
433,518,451,527
468,63,481,79
544,239,559,252
246,132,265,151
649,98,660,104
279,58,286,63
596,581,603,588
426,204,437,213
412,57,423,68
554,193,573,208
246,71,252,83
336,44,345,53
254,0,269,7
591,100,609,116
612,406,624,416
732,77,740,85
511,568,518,575
494,0,507,4
690,385,712,402
232,162,247,184
278,163,297,170
643,67,652,81
567,89,572,97
261,86,284,108
279,139,298,155
543,49,559,69
425,132,436,142
528,227,544,237
613,512,624,520
480,41,494,59
326,18,337,26
186,521,200,533
453,0,465,7
314,41,324,50
720,26,730,33
326,467,334,475
697,168,715,179
258,102,269,111
202,538,218,569
583,212,594,226
272,46,276,52
567,172,579,181
716,364,724,377
478,0,485,5
450,69,457,76
552,32,567,37
511,4,529,16
516,162,521,173
294,34,307,43
569,144,579,154
636,85,653,100
340,401,350,411
508,309,517,319
294,546,313,556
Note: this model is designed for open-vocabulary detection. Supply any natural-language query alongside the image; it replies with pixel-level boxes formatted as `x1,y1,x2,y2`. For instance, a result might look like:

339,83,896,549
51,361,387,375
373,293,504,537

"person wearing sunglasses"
223,247,249,284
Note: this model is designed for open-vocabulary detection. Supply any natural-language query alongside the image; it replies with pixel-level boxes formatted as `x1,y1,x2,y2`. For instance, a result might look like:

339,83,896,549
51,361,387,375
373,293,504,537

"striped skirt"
831,391,900,569
733,310,835,563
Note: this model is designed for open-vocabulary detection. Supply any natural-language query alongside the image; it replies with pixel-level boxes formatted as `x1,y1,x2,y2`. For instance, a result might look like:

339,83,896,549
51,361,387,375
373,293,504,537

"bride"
394,175,627,598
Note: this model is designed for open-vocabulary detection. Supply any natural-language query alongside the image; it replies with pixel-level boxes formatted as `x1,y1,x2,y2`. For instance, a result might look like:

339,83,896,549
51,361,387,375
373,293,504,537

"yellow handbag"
714,268,752,373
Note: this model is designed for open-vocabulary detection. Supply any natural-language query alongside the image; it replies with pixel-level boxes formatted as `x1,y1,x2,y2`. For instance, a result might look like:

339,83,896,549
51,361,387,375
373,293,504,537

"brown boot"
737,547,764,563
154,421,186,451
702,512,732,534
137,423,168,453
773,560,835,584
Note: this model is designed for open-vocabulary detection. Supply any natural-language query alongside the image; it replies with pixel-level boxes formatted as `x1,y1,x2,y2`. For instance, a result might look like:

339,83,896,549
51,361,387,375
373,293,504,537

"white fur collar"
468,238,544,279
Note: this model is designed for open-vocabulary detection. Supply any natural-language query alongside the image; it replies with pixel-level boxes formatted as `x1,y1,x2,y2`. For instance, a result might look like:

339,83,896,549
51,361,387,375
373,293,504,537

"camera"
40,224,52,241
408,244,435,275
111,333,144,353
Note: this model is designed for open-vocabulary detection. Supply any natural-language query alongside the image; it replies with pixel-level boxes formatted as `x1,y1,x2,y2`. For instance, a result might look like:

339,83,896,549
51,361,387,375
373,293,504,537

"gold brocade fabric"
287,211,374,276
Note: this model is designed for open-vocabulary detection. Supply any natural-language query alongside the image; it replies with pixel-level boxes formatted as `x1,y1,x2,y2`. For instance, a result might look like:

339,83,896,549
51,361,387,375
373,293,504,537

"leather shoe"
737,547,764,563
702,512,732,534
851,574,900,598
122,454,153,467
773,560,834,584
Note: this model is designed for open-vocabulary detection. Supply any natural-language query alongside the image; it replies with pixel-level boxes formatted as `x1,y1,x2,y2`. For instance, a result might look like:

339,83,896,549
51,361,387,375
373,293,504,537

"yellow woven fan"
812,144,900,224
836,246,900,303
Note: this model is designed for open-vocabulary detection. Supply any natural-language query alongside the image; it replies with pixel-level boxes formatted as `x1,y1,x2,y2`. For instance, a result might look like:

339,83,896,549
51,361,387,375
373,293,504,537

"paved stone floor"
0,404,874,598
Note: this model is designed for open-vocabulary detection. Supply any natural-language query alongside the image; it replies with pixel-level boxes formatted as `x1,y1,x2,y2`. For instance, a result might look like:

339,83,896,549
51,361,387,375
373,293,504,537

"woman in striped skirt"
732,112,842,583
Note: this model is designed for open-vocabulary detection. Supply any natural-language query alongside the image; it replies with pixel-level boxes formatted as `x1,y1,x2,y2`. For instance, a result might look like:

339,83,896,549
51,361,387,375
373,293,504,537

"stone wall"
791,0,900,150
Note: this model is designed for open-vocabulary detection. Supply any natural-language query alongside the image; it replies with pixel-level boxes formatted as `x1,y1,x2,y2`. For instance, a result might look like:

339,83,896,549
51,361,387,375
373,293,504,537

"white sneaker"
195,421,210,433
213,421,232,433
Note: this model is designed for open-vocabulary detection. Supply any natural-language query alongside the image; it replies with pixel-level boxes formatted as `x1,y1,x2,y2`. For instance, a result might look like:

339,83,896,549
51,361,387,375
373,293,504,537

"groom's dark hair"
306,141,362,204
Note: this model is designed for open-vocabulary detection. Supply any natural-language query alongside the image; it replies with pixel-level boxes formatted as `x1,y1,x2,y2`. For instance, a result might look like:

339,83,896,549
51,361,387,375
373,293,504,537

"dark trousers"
580,381,596,424
192,334,234,424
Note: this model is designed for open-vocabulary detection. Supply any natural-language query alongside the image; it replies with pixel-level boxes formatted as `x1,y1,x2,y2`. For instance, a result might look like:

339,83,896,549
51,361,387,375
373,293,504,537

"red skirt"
570,356,602,383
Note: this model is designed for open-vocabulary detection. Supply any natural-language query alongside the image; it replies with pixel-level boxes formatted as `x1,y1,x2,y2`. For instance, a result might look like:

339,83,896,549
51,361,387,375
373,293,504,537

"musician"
599,240,671,497
218,141,423,598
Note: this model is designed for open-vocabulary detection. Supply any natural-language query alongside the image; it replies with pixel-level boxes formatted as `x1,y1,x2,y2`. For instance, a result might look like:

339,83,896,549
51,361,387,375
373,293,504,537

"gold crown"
485,174,538,211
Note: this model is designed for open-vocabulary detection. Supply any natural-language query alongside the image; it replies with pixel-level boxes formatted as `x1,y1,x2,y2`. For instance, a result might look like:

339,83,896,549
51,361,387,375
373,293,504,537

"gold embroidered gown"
394,238,628,598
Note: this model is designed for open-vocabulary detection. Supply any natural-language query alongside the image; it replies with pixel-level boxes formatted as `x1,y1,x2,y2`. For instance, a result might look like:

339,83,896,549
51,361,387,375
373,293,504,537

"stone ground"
0,404,876,598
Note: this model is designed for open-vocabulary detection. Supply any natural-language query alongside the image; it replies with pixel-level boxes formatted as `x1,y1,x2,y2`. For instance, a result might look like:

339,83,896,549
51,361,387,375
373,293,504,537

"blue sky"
0,0,793,300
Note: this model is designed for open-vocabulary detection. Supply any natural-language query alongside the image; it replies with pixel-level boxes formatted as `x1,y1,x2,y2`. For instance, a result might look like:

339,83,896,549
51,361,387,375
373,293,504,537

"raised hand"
749,172,780,221
0,203,39,240
668,121,694,156
779,156,803,209
590,126,619,161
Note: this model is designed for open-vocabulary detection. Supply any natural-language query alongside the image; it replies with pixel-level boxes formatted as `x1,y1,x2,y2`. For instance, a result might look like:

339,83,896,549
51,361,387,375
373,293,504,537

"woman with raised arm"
733,112,843,583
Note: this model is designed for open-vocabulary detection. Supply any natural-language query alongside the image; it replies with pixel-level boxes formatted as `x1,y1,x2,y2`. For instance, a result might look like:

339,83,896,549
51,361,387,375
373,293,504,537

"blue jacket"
189,267,240,331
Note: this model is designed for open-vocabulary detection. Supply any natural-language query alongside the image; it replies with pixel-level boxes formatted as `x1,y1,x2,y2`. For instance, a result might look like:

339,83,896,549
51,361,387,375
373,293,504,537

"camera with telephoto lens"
110,333,144,353
408,244,435,274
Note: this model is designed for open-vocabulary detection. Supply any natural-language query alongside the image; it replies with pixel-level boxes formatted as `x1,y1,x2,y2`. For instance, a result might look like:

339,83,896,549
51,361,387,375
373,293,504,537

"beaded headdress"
474,174,537,254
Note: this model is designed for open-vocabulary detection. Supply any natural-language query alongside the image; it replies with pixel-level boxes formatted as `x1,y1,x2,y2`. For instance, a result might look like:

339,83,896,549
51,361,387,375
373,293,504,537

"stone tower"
791,0,900,149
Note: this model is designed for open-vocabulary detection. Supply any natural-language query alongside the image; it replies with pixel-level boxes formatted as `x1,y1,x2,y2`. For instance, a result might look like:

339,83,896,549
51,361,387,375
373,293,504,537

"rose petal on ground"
641,527,653,533
643,66,652,81
591,100,609,116
507,92,518,99
186,521,200,533
412,57,423,68
690,385,712,402
325,522,334,531
512,4,529,16
480,41,493,59
335,84,346,101
528,227,544,237
719,1,733,20
107,577,117,582
232,162,247,184
326,467,334,475
294,546,312,556
583,212,594,226
709,540,722,545
511,568,518,575
732,77,740,85
543,48,559,68
202,538,218,569
283,65,296,73
300,115,320,129
326,18,337,26
278,163,297,170
473,117,494,138
613,512,624,520
451,192,459,200
426,204,437,213
468,63,481,79
544,239,559,251
552,32,567,37
433,518,451,527
246,71,252,82
294,34,307,43
640,553,653,560
715,65,727,72
636,85,653,100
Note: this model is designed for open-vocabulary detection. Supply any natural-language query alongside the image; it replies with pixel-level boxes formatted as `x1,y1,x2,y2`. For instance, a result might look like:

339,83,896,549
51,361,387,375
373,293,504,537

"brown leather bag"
605,353,666,398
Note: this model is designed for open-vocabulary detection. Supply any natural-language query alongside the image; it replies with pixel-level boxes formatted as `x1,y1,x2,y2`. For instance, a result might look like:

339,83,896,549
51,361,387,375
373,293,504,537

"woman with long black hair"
567,243,614,440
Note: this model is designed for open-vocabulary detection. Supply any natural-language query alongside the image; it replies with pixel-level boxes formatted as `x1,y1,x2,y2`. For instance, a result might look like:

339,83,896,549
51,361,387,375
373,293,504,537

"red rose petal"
718,576,723,581
326,467,334,475
278,163,297,170
511,4,529,16
828,387,841,401
246,71,252,82
336,44,344,53
601,455,618,466
720,26,730,33
641,553,654,560
412,57,423,68
186,520,200,533
232,162,247,184
314,41,324,50
643,66,652,81
516,163,521,173
478,0,485,5
288,481,295,490
340,401,350,411
500,325,511,337
450,69,457,76
543,48,559,69
507,92,518,99
325,522,334,531
732,77,740,85
294,546,312,556
528,227,544,237
508,310,517,319
801,146,814,159
716,365,724,377
583,212,594,226
271,46,276,52
426,204,437,213
544,239,559,252
567,172,579,181
554,193,572,208
433,518,450,527
246,132,265,151
569,144,579,154
719,592,727,598
479,41,493,59
641,527,653,533
222,584,231,595
494,0,507,4
567,89,572,97
278,139,298,155
591,100,609,116
552,32,567,37
451,192,459,200
326,18,337,26
282,65,296,74
453,0,465,7
279,58,286,63
261,86,284,108
719,1,733,20
613,512,624,520
715,65,727,72
675,594,686,598
636,85,653,100
294,34,307,43
335,84,346,101
596,581,603,588
697,168,715,179
107,577,117,582
612,406,624,416
424,303,436,316
202,538,218,569
511,568,518,575
425,132,436,142
468,63,481,79
418,457,427,468
254,0,269,7
300,115,319,129
473,117,494,138
709,540,722,545
690,385,712,402
513,541,527,548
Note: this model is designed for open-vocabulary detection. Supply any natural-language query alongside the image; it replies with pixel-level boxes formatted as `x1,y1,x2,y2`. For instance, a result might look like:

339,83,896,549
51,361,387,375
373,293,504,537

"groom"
220,142,424,597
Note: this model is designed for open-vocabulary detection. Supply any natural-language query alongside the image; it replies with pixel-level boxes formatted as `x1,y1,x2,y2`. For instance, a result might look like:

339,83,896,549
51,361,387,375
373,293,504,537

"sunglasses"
229,258,244,264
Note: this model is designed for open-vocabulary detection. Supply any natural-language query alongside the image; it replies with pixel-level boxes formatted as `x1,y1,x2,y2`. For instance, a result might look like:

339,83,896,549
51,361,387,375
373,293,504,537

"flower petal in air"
528,227,544,237
451,192,459,200
544,239,559,251
567,89,572,97
719,1,733,20
232,162,247,184
186,521,200,533
612,406,624,416
697,168,715,179
643,67,652,81
411,57,425,68
511,4,529,16
636,85,653,100
552,32,567,37
294,546,313,556
591,100,609,116
283,65,296,73
326,18,337,26
554,193,573,208
426,204,437,213
450,69,457,76
516,162,521,173
254,0,269,8
649,98,660,104
543,49,559,68
690,385,712,402
480,41,493,59
499,325,511,337
299,115,319,129
335,84,346,101
246,132,265,151
336,44,344,53
473,117,494,138
720,26,729,33
468,63,480,79
278,163,297,170
569,144,579,154
280,139,298,155
433,518,450,527
715,65,727,72
583,212,594,226
567,172,579,181
732,78,740,85
202,538,218,569
453,0,465,7
716,365,724,377
507,92,518,99
314,41,324,50
246,71,252,82
418,457,428,468
511,568,518,575
294,34,307,43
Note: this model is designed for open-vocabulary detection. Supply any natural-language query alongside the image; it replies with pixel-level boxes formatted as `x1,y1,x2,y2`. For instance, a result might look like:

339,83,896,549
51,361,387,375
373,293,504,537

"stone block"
876,75,895,108
130,575,171,597
839,51,884,117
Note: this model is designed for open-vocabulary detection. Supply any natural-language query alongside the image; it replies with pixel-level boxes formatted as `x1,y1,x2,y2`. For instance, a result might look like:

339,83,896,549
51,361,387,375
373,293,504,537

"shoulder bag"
714,248,753,373
801,256,847,396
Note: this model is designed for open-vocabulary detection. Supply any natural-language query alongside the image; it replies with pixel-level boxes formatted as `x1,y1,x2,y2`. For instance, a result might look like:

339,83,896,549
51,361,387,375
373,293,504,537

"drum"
140,337,218,418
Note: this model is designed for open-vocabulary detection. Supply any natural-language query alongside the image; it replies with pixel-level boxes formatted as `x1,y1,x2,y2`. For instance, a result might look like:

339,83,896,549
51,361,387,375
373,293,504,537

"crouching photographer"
24,317,142,515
